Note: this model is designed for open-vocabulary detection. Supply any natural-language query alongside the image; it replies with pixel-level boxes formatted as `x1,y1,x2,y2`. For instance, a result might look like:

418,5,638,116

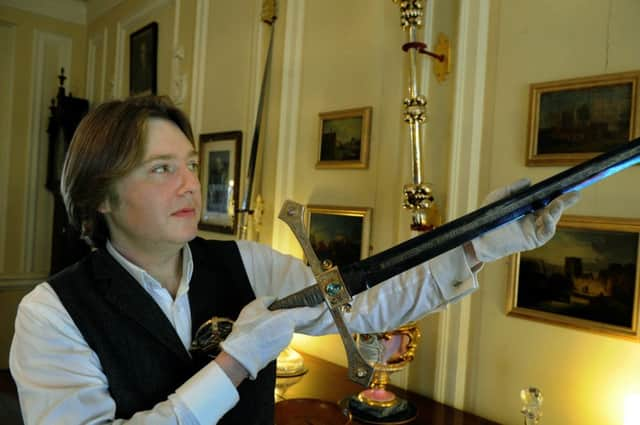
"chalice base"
360,388,397,405
344,394,417,424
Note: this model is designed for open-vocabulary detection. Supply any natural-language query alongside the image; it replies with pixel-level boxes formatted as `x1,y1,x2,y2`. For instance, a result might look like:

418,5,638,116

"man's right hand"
220,296,322,379
470,178,579,263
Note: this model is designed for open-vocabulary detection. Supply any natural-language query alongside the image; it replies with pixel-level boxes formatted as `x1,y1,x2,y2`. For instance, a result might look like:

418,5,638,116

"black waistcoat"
49,237,275,424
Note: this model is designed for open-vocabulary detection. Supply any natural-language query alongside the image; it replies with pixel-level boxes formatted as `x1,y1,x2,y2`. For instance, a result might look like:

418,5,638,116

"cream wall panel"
406,0,459,400
0,22,16,273
198,0,261,242
468,0,640,424
289,0,463,374
201,0,257,134
293,0,386,213
0,3,87,370
409,0,493,406
289,0,405,366
0,6,86,276
0,288,33,368
608,0,640,72
24,30,73,273
3,11,32,275
261,0,304,251
0,274,44,368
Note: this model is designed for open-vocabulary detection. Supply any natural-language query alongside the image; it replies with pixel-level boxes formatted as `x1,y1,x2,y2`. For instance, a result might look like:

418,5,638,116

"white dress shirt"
10,240,478,425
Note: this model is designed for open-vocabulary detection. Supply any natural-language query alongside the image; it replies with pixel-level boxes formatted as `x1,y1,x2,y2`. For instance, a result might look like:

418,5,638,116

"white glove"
470,178,580,263
220,296,322,379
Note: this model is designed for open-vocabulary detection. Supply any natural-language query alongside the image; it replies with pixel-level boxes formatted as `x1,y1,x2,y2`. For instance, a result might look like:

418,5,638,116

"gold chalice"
347,323,421,423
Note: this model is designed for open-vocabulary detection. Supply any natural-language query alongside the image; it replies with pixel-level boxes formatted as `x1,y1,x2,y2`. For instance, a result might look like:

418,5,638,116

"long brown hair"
61,95,195,248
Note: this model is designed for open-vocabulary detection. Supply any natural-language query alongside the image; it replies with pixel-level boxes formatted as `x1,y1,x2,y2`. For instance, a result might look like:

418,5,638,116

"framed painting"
316,107,372,169
305,205,372,267
198,131,242,234
129,22,158,96
507,215,640,340
526,71,640,166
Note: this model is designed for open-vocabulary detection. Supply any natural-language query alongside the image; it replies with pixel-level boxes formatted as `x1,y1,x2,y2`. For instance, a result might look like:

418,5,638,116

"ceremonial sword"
192,137,640,386
237,1,277,240
267,136,640,385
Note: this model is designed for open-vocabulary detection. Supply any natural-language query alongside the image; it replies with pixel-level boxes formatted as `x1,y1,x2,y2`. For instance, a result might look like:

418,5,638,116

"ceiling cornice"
0,0,87,25
86,0,124,24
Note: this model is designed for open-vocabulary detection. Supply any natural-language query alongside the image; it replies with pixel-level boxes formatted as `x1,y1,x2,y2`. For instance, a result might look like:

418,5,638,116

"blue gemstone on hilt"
326,282,342,296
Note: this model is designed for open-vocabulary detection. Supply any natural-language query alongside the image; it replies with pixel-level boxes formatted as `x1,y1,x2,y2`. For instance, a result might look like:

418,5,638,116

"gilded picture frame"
129,22,158,96
198,131,242,234
316,107,372,169
507,215,640,340
305,205,372,267
526,71,640,166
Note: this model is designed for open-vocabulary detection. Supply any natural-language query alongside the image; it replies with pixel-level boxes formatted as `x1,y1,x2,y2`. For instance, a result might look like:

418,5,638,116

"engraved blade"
339,136,640,296
268,284,324,310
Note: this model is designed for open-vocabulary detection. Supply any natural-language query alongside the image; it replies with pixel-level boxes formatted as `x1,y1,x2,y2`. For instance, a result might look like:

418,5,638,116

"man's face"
100,118,201,254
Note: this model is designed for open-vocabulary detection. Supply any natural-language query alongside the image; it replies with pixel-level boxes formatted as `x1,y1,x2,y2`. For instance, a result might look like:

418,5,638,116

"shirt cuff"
175,360,239,424
429,246,479,303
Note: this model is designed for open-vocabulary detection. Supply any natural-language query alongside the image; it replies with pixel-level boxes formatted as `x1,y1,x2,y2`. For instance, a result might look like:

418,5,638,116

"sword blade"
270,136,640,310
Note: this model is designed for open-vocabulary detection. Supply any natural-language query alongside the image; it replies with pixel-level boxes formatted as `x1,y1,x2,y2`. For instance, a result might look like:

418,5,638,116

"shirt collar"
105,240,194,297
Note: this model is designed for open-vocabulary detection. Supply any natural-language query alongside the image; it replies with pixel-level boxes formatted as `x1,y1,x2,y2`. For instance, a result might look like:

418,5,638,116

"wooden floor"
0,369,23,425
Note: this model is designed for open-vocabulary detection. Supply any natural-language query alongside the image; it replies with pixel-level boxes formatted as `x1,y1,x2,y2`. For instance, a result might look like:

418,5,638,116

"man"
10,96,578,424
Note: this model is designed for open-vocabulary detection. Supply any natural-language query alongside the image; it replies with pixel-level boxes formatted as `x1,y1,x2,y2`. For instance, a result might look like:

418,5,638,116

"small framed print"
316,107,372,169
305,205,372,267
198,131,242,234
507,215,640,340
129,22,158,96
526,71,640,166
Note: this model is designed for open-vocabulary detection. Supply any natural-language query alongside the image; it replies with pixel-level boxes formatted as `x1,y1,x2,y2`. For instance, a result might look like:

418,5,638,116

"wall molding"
270,0,305,253
171,45,187,106
169,0,187,106
87,28,110,103
24,30,72,273
0,273,47,290
86,34,98,103
0,22,16,273
433,0,491,409
244,0,264,154
189,0,209,136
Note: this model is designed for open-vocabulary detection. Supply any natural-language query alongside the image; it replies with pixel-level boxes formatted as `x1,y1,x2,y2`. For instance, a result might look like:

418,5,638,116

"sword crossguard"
278,200,375,386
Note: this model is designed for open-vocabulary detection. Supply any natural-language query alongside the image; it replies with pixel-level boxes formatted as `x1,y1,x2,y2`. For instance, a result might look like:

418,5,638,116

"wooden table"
276,352,500,425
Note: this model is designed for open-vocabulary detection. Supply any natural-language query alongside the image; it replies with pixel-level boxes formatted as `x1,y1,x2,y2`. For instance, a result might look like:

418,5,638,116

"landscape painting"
316,107,371,169
508,215,640,339
305,205,371,267
526,71,639,165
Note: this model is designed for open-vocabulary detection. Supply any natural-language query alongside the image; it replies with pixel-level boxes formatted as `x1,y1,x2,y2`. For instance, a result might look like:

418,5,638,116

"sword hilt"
277,200,375,387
